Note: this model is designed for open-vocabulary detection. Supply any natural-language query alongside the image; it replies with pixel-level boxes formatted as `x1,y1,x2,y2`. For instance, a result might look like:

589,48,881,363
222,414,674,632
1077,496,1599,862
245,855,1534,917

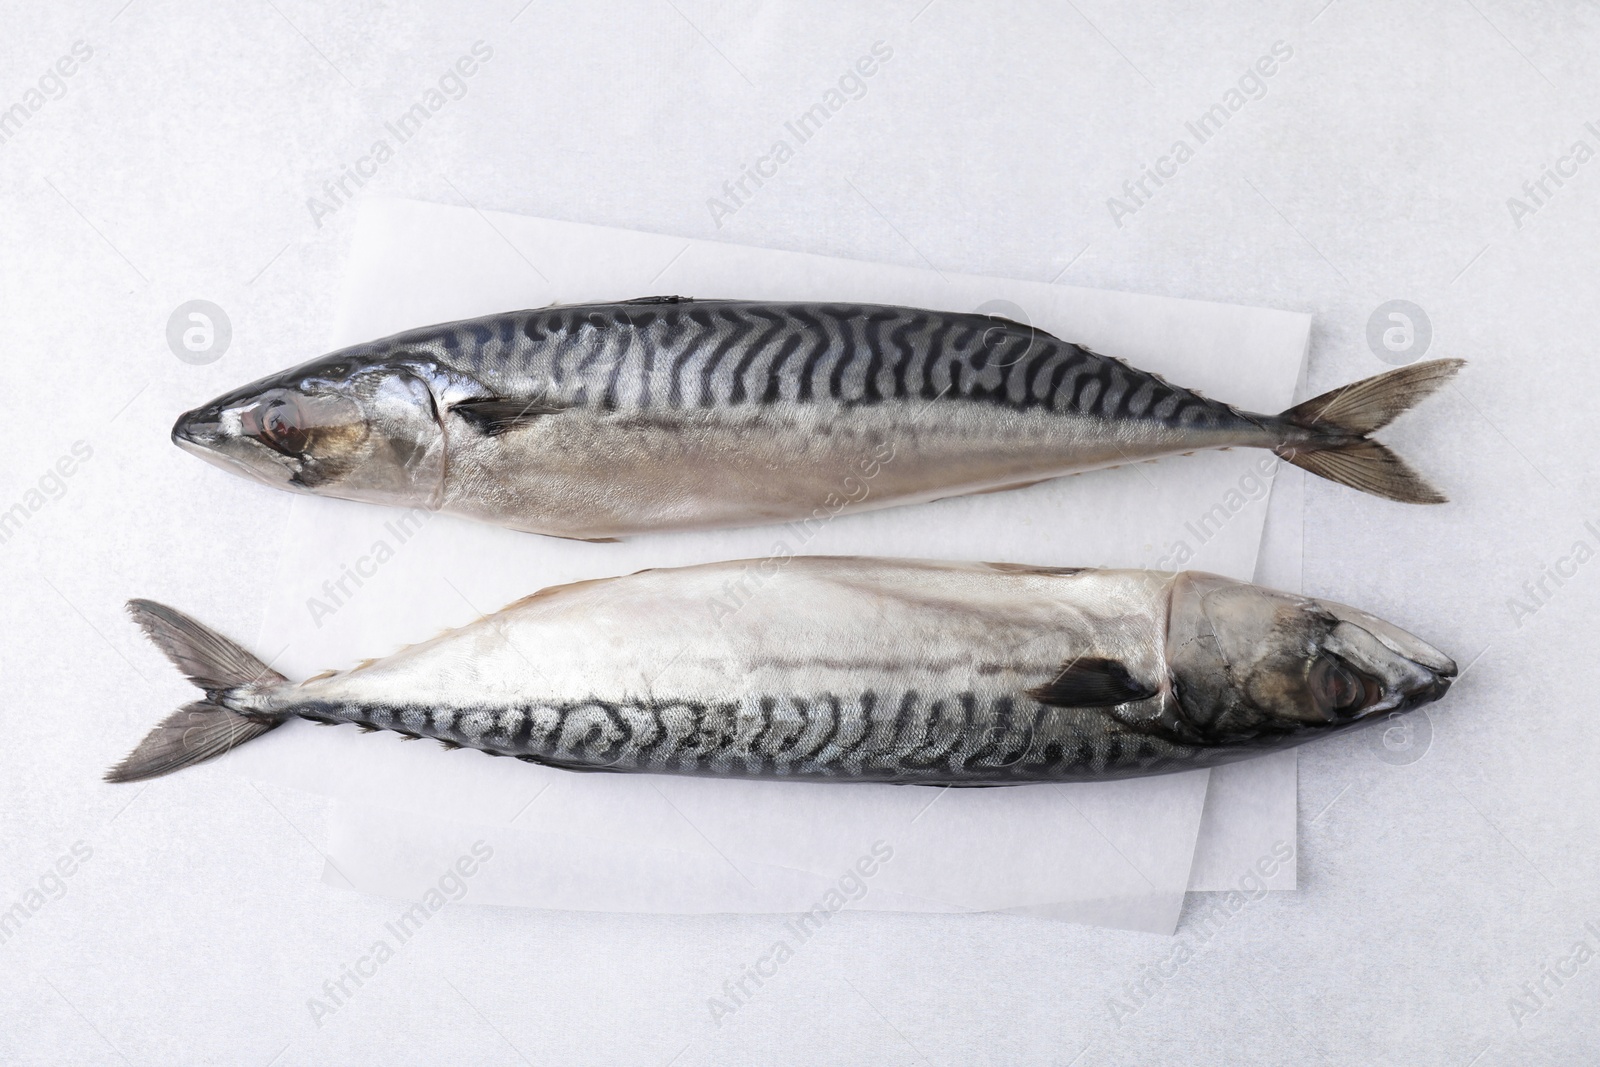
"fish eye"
249,397,311,456
1309,655,1377,718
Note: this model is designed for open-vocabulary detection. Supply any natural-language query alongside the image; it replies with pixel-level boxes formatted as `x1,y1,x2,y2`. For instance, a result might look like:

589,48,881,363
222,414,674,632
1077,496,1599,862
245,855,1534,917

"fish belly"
442,403,1254,538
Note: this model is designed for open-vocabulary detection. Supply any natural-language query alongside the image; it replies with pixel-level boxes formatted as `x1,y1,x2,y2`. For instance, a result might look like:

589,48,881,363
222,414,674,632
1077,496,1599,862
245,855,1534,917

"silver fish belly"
110,557,1457,786
171,300,1463,538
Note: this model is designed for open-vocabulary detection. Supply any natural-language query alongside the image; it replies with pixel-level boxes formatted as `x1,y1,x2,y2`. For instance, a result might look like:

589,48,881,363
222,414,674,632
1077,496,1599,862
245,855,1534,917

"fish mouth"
171,407,220,455
171,406,294,488
1387,657,1454,713
171,408,251,473
1361,648,1454,719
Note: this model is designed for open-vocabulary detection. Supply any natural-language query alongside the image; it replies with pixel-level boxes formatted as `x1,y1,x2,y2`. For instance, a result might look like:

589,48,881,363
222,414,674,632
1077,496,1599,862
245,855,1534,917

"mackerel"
171,299,1464,539
108,557,1455,785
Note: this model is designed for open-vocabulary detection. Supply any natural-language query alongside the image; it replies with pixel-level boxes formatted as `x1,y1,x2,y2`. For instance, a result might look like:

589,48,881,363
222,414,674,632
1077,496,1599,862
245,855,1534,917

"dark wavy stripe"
821,306,863,401
698,307,752,407
858,310,897,403
743,694,775,767
599,339,628,411
484,304,1248,427
900,694,963,770
727,307,785,406
293,692,1205,782
787,695,838,766
662,314,703,408
886,313,917,399
760,332,805,405
790,306,828,404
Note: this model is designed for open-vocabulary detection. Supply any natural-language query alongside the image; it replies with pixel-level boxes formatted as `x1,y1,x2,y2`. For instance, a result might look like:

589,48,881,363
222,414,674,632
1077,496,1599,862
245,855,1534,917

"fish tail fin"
106,600,290,784
1274,358,1463,504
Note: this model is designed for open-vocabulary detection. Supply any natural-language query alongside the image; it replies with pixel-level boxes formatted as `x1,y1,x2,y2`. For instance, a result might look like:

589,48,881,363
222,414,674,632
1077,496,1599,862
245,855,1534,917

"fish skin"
110,557,1458,786
274,559,1184,783
174,300,1371,539
424,301,1279,538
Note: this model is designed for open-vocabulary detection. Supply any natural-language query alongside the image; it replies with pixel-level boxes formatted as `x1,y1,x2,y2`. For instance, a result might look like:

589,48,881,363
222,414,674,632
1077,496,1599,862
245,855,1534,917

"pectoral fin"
451,395,568,435
1027,657,1156,707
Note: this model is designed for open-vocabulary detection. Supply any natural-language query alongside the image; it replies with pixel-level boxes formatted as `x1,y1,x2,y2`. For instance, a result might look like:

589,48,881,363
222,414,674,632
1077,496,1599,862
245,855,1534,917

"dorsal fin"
982,562,1085,576
1027,657,1156,707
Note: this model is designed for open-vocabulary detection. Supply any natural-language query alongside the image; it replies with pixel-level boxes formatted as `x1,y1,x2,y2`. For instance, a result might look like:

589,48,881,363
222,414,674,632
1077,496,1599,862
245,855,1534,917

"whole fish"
108,557,1454,785
171,299,1462,540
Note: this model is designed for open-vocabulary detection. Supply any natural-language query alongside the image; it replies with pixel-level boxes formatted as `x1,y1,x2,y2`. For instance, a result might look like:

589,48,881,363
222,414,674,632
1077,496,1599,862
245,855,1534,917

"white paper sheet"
321,770,1212,925
231,198,1310,933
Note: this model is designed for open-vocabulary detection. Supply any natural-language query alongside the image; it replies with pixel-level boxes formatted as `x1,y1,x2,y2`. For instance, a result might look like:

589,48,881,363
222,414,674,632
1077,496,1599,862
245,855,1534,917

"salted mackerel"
170,299,1463,539
108,557,1455,786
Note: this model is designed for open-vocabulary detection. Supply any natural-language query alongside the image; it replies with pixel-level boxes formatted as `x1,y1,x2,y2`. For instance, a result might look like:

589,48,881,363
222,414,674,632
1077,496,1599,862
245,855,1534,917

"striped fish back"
288,688,1198,784
414,300,1244,429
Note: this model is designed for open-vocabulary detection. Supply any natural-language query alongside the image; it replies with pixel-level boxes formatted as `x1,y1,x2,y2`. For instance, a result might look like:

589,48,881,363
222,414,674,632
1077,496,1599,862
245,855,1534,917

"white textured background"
2,1,1596,1063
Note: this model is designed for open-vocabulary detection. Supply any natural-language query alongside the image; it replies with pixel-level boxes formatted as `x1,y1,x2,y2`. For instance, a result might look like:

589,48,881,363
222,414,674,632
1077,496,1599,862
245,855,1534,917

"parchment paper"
229,198,1309,932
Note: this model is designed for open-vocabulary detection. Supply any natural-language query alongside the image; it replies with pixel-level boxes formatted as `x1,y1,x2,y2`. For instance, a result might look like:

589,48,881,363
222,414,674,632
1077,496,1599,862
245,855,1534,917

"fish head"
172,355,446,507
1164,572,1455,747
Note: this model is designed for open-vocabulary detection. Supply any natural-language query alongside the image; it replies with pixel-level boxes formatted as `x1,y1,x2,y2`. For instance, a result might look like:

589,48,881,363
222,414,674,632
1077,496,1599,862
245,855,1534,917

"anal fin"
514,752,624,774
962,477,1053,497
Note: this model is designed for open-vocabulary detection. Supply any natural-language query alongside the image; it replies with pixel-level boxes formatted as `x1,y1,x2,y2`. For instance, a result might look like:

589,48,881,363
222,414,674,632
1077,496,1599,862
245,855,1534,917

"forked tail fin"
1274,358,1464,504
106,600,290,784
